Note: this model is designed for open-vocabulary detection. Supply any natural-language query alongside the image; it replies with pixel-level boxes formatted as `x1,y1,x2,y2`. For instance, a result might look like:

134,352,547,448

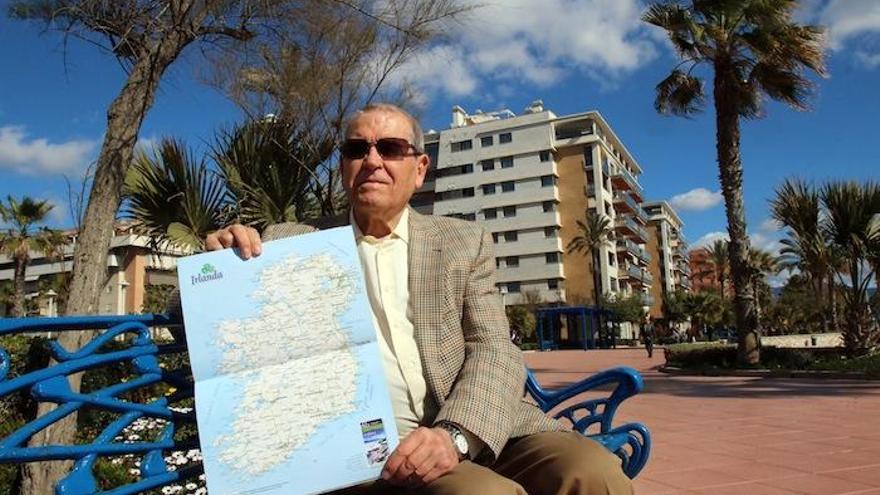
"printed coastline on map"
177,226,398,495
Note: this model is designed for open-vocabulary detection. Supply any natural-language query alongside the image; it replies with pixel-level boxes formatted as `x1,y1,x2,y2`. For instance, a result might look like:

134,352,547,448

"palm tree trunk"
591,249,603,305
11,254,27,317
713,61,760,365
20,32,191,495
827,275,838,333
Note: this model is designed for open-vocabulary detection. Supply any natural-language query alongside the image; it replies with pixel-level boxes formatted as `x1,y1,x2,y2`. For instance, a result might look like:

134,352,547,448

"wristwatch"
437,422,469,460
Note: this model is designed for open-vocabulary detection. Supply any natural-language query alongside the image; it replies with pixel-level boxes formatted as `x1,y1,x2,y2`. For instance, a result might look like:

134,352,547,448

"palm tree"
822,181,880,353
0,196,68,316
566,209,613,305
705,239,729,298
644,1,826,364
212,119,335,231
123,138,231,251
748,247,778,321
771,179,837,332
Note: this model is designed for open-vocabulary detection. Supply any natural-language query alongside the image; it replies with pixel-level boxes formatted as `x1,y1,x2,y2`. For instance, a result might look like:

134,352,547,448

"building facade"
417,102,675,311
643,201,692,318
0,223,187,317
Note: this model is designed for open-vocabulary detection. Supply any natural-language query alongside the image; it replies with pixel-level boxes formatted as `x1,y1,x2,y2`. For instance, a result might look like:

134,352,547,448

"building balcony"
621,264,652,285
615,216,648,242
676,261,691,275
613,192,649,224
610,165,643,201
616,238,652,264
639,292,655,307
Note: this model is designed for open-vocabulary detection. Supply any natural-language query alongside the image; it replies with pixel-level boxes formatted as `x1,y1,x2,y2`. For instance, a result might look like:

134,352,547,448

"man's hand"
205,224,262,258
382,427,460,487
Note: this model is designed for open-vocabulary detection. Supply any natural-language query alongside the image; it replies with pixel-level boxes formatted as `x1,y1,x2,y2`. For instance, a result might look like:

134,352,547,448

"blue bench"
0,314,650,494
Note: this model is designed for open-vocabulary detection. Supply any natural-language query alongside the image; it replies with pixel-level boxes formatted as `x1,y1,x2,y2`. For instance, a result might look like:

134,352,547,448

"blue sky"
1,0,878,258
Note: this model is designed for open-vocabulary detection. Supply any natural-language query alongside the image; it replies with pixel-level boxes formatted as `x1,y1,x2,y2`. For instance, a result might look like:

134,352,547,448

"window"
545,252,559,263
608,251,615,266
481,136,494,147
484,208,497,219
501,181,515,192
542,201,556,213
503,205,516,218
462,187,475,198
507,282,521,293
496,259,501,268
506,256,519,267
482,184,496,195
462,163,473,174
481,159,494,171
492,232,499,243
544,226,557,238
541,175,557,187
610,277,619,292
451,139,473,152
583,145,593,166
540,150,551,162
462,213,476,221
547,279,559,290
504,231,518,242
500,156,514,168
499,132,512,144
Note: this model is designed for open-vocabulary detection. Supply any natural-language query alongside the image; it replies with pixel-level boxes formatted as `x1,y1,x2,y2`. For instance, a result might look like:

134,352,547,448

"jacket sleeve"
432,228,525,462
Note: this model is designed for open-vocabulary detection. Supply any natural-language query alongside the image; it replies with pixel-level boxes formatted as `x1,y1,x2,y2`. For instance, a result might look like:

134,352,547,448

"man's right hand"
205,224,262,259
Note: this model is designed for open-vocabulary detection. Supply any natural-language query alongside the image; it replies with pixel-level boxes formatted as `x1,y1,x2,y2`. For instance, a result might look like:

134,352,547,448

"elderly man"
206,103,632,494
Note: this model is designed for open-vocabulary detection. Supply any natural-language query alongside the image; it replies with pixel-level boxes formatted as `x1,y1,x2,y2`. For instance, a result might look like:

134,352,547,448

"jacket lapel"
407,209,446,405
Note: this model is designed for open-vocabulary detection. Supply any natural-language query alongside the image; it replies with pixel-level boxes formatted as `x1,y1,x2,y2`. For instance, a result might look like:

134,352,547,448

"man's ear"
414,153,430,189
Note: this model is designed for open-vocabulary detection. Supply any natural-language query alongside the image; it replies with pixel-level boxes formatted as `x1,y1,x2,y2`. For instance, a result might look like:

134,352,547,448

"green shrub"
665,343,880,376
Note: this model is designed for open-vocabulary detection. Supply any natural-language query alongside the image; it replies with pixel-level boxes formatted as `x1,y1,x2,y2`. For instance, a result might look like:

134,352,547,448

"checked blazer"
264,208,564,462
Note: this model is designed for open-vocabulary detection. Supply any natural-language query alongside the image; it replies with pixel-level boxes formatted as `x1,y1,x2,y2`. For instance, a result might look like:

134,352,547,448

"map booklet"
177,226,399,495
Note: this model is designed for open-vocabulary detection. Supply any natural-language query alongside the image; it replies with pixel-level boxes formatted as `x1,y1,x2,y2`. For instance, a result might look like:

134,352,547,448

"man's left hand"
381,426,460,487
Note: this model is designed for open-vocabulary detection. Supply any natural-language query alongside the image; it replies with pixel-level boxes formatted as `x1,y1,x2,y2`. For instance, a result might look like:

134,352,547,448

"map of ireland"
178,227,397,495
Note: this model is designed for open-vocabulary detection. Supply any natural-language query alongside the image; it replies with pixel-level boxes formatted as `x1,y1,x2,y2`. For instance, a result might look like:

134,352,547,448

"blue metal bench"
1,314,650,494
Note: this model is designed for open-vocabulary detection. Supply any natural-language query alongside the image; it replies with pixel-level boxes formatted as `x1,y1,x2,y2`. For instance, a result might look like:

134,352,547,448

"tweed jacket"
263,209,563,462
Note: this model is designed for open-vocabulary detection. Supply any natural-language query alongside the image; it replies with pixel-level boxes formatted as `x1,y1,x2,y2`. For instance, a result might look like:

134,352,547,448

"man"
206,103,632,494
641,315,656,359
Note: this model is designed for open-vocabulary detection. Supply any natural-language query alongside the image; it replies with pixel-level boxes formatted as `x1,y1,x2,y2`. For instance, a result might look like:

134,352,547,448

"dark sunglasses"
340,138,422,160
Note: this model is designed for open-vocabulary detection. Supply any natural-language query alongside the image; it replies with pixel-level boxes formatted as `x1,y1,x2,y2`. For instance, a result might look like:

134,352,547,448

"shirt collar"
351,208,409,245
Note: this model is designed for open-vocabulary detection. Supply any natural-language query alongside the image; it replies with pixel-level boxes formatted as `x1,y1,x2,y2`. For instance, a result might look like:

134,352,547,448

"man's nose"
363,143,384,169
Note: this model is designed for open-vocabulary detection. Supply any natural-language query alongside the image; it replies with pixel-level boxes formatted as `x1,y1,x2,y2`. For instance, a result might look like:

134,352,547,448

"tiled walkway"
523,348,880,495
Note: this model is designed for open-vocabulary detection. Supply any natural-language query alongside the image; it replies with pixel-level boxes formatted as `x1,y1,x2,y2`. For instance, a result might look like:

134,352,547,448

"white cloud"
669,187,723,212
799,0,880,69
399,0,659,100
693,231,729,248
759,218,782,233
0,126,97,175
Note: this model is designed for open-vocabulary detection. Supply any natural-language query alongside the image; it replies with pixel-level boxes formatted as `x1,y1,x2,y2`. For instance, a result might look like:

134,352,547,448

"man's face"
341,110,428,217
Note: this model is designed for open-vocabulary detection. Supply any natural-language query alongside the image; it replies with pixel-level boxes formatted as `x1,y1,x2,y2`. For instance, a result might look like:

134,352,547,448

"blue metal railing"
1,314,651,492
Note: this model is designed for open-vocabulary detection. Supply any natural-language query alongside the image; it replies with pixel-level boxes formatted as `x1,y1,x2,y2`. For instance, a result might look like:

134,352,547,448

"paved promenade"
523,348,880,494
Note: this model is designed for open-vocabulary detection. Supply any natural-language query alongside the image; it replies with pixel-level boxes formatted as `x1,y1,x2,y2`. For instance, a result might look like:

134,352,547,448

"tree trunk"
11,254,27,317
827,275,838,333
19,34,190,495
713,62,759,365
591,248,603,305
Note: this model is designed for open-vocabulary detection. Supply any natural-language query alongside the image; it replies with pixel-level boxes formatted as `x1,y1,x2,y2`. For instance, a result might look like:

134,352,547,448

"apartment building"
643,201,692,318
418,101,658,308
0,223,188,317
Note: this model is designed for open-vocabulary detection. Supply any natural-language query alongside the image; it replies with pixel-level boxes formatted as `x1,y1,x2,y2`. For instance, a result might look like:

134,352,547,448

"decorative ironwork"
2,314,651,493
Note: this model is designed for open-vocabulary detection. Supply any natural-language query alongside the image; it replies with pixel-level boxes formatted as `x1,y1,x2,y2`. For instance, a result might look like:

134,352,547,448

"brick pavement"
523,348,880,495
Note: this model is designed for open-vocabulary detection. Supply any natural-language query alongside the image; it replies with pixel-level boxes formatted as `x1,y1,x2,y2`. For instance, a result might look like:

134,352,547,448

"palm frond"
655,69,706,116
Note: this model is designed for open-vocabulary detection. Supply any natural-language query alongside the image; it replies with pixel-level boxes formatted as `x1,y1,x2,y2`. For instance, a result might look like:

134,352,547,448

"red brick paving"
523,348,880,495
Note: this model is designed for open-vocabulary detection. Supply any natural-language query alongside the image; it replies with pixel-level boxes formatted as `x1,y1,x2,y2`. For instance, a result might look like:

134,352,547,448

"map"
177,226,398,495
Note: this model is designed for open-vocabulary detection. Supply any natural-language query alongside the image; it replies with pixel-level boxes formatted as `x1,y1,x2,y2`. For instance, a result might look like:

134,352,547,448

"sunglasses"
340,138,422,160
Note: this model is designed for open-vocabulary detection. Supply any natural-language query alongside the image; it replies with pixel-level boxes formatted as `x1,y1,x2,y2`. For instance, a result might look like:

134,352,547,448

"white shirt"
352,209,433,438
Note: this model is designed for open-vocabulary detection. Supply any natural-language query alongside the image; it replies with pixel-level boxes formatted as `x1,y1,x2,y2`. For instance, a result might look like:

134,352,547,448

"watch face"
453,433,468,455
